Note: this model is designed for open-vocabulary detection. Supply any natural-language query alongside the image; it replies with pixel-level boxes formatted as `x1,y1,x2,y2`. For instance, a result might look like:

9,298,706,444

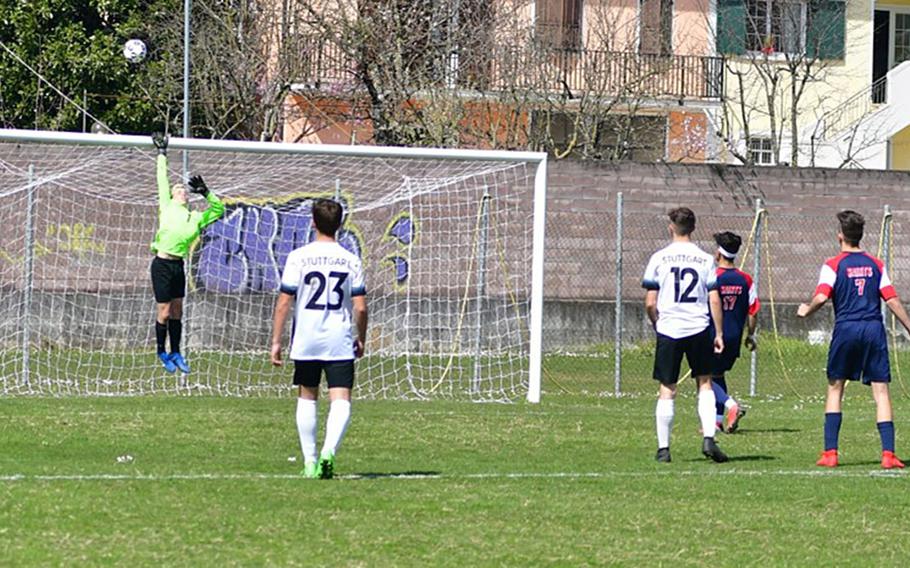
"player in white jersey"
270,198,368,479
642,207,728,463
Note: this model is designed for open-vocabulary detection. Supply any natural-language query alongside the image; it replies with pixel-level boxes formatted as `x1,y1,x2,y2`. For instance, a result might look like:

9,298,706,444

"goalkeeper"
149,133,225,374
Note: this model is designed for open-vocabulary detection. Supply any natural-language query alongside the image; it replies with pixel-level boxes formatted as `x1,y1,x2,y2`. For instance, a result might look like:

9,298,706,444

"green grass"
2,378,910,565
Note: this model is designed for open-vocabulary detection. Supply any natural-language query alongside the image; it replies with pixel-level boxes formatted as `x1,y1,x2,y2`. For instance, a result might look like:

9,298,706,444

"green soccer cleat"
318,450,335,480
302,462,319,479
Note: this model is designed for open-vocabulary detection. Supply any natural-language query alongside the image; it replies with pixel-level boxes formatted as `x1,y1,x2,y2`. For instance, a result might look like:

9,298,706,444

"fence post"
750,198,763,397
615,192,623,396
22,164,36,387
882,205,892,321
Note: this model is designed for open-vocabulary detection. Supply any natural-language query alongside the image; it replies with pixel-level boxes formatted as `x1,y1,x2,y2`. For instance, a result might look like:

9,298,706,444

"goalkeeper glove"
188,175,209,196
151,132,168,155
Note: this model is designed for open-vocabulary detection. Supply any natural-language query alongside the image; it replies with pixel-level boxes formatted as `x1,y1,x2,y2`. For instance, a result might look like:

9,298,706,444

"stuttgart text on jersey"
301,256,358,270
659,254,709,266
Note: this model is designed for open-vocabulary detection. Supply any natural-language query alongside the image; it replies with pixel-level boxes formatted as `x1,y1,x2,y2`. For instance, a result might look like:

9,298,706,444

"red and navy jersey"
714,267,760,340
815,252,897,323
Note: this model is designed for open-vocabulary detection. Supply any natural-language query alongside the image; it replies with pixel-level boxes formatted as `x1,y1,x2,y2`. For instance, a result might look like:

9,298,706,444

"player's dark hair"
714,231,742,255
668,207,696,236
312,198,343,235
837,210,864,246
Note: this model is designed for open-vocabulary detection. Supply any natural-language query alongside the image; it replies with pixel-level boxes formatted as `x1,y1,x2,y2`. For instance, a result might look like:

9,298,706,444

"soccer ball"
123,39,147,63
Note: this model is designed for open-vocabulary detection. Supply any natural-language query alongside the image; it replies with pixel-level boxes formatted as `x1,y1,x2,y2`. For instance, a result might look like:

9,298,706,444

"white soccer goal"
0,129,547,402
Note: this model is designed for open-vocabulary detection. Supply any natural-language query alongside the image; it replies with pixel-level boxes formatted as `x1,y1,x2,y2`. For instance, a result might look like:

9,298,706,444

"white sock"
321,399,352,456
698,390,717,438
655,399,675,449
296,398,318,464
724,397,737,410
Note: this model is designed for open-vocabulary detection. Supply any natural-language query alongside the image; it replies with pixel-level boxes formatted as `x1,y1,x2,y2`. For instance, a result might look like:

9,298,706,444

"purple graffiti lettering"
274,202,315,270
338,230,362,258
196,208,247,293
386,255,409,284
194,197,367,295
241,206,279,292
387,215,414,245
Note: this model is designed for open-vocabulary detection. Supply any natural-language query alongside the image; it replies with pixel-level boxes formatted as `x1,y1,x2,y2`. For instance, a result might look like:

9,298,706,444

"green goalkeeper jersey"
151,155,225,258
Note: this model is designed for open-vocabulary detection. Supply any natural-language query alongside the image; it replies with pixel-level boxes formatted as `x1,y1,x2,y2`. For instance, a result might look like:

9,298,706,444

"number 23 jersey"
642,241,717,339
280,241,366,361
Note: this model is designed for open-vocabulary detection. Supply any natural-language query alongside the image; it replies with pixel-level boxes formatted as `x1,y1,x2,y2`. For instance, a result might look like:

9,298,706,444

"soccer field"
2,371,910,565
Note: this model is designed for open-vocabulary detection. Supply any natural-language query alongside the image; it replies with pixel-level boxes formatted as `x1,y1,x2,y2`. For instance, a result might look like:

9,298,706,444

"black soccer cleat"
655,447,672,463
702,437,729,463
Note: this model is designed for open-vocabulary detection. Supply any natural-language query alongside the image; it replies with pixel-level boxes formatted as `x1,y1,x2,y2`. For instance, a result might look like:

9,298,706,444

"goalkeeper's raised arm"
149,132,226,375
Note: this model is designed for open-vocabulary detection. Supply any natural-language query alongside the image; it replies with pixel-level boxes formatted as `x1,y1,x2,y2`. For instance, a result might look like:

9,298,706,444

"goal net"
0,130,546,402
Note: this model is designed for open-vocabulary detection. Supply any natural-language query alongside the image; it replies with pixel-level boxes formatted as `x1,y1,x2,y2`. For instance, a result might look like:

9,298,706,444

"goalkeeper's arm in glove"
188,175,209,197
151,132,168,156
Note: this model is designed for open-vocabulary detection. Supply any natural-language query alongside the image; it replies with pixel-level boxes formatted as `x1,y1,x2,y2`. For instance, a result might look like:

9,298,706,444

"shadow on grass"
733,428,802,434
726,455,778,462
682,455,777,463
347,471,442,479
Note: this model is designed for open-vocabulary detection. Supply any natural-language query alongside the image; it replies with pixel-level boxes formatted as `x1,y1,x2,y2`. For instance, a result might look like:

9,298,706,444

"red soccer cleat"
726,403,746,434
881,451,905,469
816,449,838,467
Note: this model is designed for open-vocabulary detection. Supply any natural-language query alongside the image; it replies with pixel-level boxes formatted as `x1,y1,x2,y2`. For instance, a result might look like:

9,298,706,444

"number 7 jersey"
280,240,366,361
642,241,718,339
815,251,896,323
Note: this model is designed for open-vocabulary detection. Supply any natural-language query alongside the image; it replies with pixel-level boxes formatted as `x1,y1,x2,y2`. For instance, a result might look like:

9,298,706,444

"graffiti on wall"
193,195,364,294
382,212,415,287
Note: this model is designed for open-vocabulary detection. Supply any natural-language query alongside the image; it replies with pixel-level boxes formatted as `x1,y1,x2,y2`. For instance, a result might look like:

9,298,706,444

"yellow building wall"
721,0,874,159
892,125,910,170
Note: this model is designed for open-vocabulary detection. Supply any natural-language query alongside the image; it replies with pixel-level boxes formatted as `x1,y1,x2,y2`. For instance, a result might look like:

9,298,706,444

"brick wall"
545,161,910,303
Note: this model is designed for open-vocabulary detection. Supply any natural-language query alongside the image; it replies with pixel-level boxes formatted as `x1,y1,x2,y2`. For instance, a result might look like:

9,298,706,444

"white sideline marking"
0,469,906,482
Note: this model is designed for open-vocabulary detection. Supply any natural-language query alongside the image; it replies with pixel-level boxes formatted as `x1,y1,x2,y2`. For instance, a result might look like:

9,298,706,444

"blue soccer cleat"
158,352,177,373
170,352,190,374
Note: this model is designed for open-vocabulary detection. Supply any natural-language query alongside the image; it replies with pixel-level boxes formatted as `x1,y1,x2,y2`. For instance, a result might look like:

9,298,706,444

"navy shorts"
712,335,743,376
827,321,890,384
293,360,355,389
653,328,714,385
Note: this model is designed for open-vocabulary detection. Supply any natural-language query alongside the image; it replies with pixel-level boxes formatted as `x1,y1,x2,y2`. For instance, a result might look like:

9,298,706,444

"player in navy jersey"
710,232,759,433
797,210,910,469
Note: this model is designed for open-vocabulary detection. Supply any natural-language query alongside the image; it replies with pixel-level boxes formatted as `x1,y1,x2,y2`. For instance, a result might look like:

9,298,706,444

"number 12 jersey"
642,241,717,339
280,241,366,361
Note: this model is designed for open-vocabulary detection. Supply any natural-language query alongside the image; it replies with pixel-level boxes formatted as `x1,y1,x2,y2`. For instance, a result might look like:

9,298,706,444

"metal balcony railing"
294,38,725,102
816,75,889,142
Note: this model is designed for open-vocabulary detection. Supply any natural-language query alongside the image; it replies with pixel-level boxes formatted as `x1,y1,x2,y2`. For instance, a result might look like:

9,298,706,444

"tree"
0,0,174,133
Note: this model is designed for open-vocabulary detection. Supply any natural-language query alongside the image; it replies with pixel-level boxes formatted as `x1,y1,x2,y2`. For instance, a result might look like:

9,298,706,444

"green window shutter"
717,0,746,55
807,0,846,60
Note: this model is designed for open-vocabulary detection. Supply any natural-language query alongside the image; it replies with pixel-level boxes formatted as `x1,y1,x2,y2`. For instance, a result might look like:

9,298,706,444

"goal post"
0,128,547,402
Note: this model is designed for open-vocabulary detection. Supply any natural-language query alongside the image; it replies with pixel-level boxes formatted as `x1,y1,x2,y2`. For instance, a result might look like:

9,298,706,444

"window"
536,0,584,49
640,0,674,55
748,137,775,165
746,0,808,54
896,13,910,68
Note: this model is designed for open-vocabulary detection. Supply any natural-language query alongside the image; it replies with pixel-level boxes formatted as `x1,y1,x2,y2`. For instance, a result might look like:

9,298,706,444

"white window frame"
883,6,910,70
748,136,775,165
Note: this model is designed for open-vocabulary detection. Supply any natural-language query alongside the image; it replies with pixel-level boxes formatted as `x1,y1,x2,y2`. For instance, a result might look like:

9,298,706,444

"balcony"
295,38,725,103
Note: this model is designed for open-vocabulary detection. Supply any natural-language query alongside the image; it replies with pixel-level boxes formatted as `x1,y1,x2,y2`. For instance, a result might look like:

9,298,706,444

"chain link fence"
542,196,910,400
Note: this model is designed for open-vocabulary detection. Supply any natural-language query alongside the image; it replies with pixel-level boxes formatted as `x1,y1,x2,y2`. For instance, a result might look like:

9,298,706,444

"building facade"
716,0,910,169
282,0,724,163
